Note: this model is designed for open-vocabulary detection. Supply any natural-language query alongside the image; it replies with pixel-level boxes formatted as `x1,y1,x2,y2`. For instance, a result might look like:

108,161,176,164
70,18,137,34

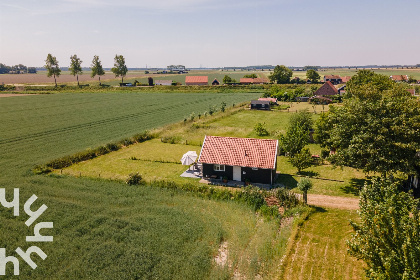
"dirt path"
307,194,359,210
0,93,38,97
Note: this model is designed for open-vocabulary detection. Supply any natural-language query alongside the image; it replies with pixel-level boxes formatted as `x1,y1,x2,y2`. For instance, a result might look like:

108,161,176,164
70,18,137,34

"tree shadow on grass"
340,178,368,196
297,170,320,177
275,174,298,189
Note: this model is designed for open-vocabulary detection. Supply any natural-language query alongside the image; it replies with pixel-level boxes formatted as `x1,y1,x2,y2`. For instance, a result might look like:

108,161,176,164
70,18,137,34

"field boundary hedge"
33,131,153,174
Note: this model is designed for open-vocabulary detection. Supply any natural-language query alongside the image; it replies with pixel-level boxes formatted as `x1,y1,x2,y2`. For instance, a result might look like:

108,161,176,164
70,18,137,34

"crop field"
1,91,305,279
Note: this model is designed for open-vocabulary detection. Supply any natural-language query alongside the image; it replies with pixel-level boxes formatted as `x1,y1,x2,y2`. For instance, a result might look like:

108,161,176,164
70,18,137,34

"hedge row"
33,131,153,174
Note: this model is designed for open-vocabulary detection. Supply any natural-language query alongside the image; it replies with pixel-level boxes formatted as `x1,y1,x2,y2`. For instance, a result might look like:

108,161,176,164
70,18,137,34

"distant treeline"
0,63,37,74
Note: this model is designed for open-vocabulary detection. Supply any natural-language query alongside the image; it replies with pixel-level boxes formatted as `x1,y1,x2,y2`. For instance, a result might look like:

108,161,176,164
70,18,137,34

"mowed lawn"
281,208,365,280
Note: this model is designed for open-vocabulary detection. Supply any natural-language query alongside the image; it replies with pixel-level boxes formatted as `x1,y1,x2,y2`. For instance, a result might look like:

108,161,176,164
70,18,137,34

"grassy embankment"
1,91,301,279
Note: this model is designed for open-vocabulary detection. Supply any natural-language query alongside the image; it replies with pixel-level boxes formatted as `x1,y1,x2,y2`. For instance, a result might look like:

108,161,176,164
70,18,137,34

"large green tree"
45,53,61,87
346,69,395,97
317,84,420,176
111,54,128,83
280,124,309,157
90,55,105,85
69,54,83,86
269,65,293,84
348,177,420,279
306,69,320,83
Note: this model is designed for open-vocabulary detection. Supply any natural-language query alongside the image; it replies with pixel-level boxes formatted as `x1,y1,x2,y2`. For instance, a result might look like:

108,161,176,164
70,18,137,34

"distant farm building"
323,75,342,85
185,76,208,86
167,65,188,73
341,76,352,83
155,80,172,86
240,78,269,84
251,100,271,110
198,136,278,185
258,98,278,104
212,78,220,86
390,75,409,82
314,81,338,96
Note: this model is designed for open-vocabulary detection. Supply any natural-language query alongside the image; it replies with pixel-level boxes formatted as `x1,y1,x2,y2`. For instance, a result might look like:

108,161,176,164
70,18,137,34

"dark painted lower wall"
202,163,274,185
202,164,233,180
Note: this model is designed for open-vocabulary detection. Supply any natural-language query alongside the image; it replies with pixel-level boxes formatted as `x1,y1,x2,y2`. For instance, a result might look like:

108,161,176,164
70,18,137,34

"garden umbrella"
181,151,198,169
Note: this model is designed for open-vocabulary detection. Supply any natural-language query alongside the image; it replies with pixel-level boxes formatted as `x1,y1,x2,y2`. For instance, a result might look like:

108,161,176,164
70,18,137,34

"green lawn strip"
60,139,202,183
280,208,365,280
276,156,365,197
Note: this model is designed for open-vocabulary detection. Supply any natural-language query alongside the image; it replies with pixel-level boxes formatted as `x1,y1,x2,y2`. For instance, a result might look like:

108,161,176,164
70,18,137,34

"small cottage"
198,136,278,185
185,76,208,86
251,100,270,110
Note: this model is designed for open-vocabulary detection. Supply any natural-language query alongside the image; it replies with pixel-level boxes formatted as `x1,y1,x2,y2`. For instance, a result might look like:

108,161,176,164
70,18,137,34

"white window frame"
214,164,225,171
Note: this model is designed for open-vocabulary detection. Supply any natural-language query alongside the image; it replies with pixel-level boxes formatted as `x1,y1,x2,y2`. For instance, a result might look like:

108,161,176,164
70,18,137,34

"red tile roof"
258,98,277,103
185,76,208,83
341,76,352,83
198,136,278,169
390,75,408,81
407,89,416,95
314,81,338,96
324,75,341,80
240,78,254,84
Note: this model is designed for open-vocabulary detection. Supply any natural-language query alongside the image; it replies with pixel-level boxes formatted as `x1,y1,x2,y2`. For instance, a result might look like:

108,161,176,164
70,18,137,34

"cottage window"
214,164,225,171
252,167,258,171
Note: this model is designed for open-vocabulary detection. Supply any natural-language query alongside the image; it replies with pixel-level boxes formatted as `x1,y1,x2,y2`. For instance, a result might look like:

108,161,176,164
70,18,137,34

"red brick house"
198,136,278,185
313,81,338,96
185,76,208,86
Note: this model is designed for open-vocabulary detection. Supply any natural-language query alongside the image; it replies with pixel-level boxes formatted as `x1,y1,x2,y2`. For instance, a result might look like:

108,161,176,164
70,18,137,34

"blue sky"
0,0,419,68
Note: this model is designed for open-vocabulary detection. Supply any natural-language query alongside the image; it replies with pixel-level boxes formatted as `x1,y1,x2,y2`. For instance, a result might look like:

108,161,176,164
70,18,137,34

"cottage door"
233,166,241,181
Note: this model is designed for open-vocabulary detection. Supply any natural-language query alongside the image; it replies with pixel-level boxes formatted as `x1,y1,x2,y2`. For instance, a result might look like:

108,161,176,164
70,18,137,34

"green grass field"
1,91,301,279
281,208,365,280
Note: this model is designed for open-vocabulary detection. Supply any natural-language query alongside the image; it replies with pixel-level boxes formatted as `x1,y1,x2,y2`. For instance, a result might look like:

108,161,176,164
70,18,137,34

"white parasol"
181,151,198,169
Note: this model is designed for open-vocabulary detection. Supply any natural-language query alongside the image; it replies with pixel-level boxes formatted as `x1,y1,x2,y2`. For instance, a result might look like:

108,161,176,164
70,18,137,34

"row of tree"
0,63,37,74
268,65,321,84
44,54,128,87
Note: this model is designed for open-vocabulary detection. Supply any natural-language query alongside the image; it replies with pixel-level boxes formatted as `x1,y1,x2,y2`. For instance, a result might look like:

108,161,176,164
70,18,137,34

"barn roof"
390,75,408,81
258,98,277,103
198,136,278,169
324,75,342,80
314,81,338,96
185,76,208,83
240,78,254,84
341,76,352,83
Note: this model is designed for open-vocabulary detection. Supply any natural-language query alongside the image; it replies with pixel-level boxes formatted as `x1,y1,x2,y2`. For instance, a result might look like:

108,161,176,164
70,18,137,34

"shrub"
321,149,330,159
106,142,121,151
289,148,313,173
273,188,301,209
161,135,181,144
33,165,52,174
297,177,313,204
126,173,144,185
254,122,269,136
